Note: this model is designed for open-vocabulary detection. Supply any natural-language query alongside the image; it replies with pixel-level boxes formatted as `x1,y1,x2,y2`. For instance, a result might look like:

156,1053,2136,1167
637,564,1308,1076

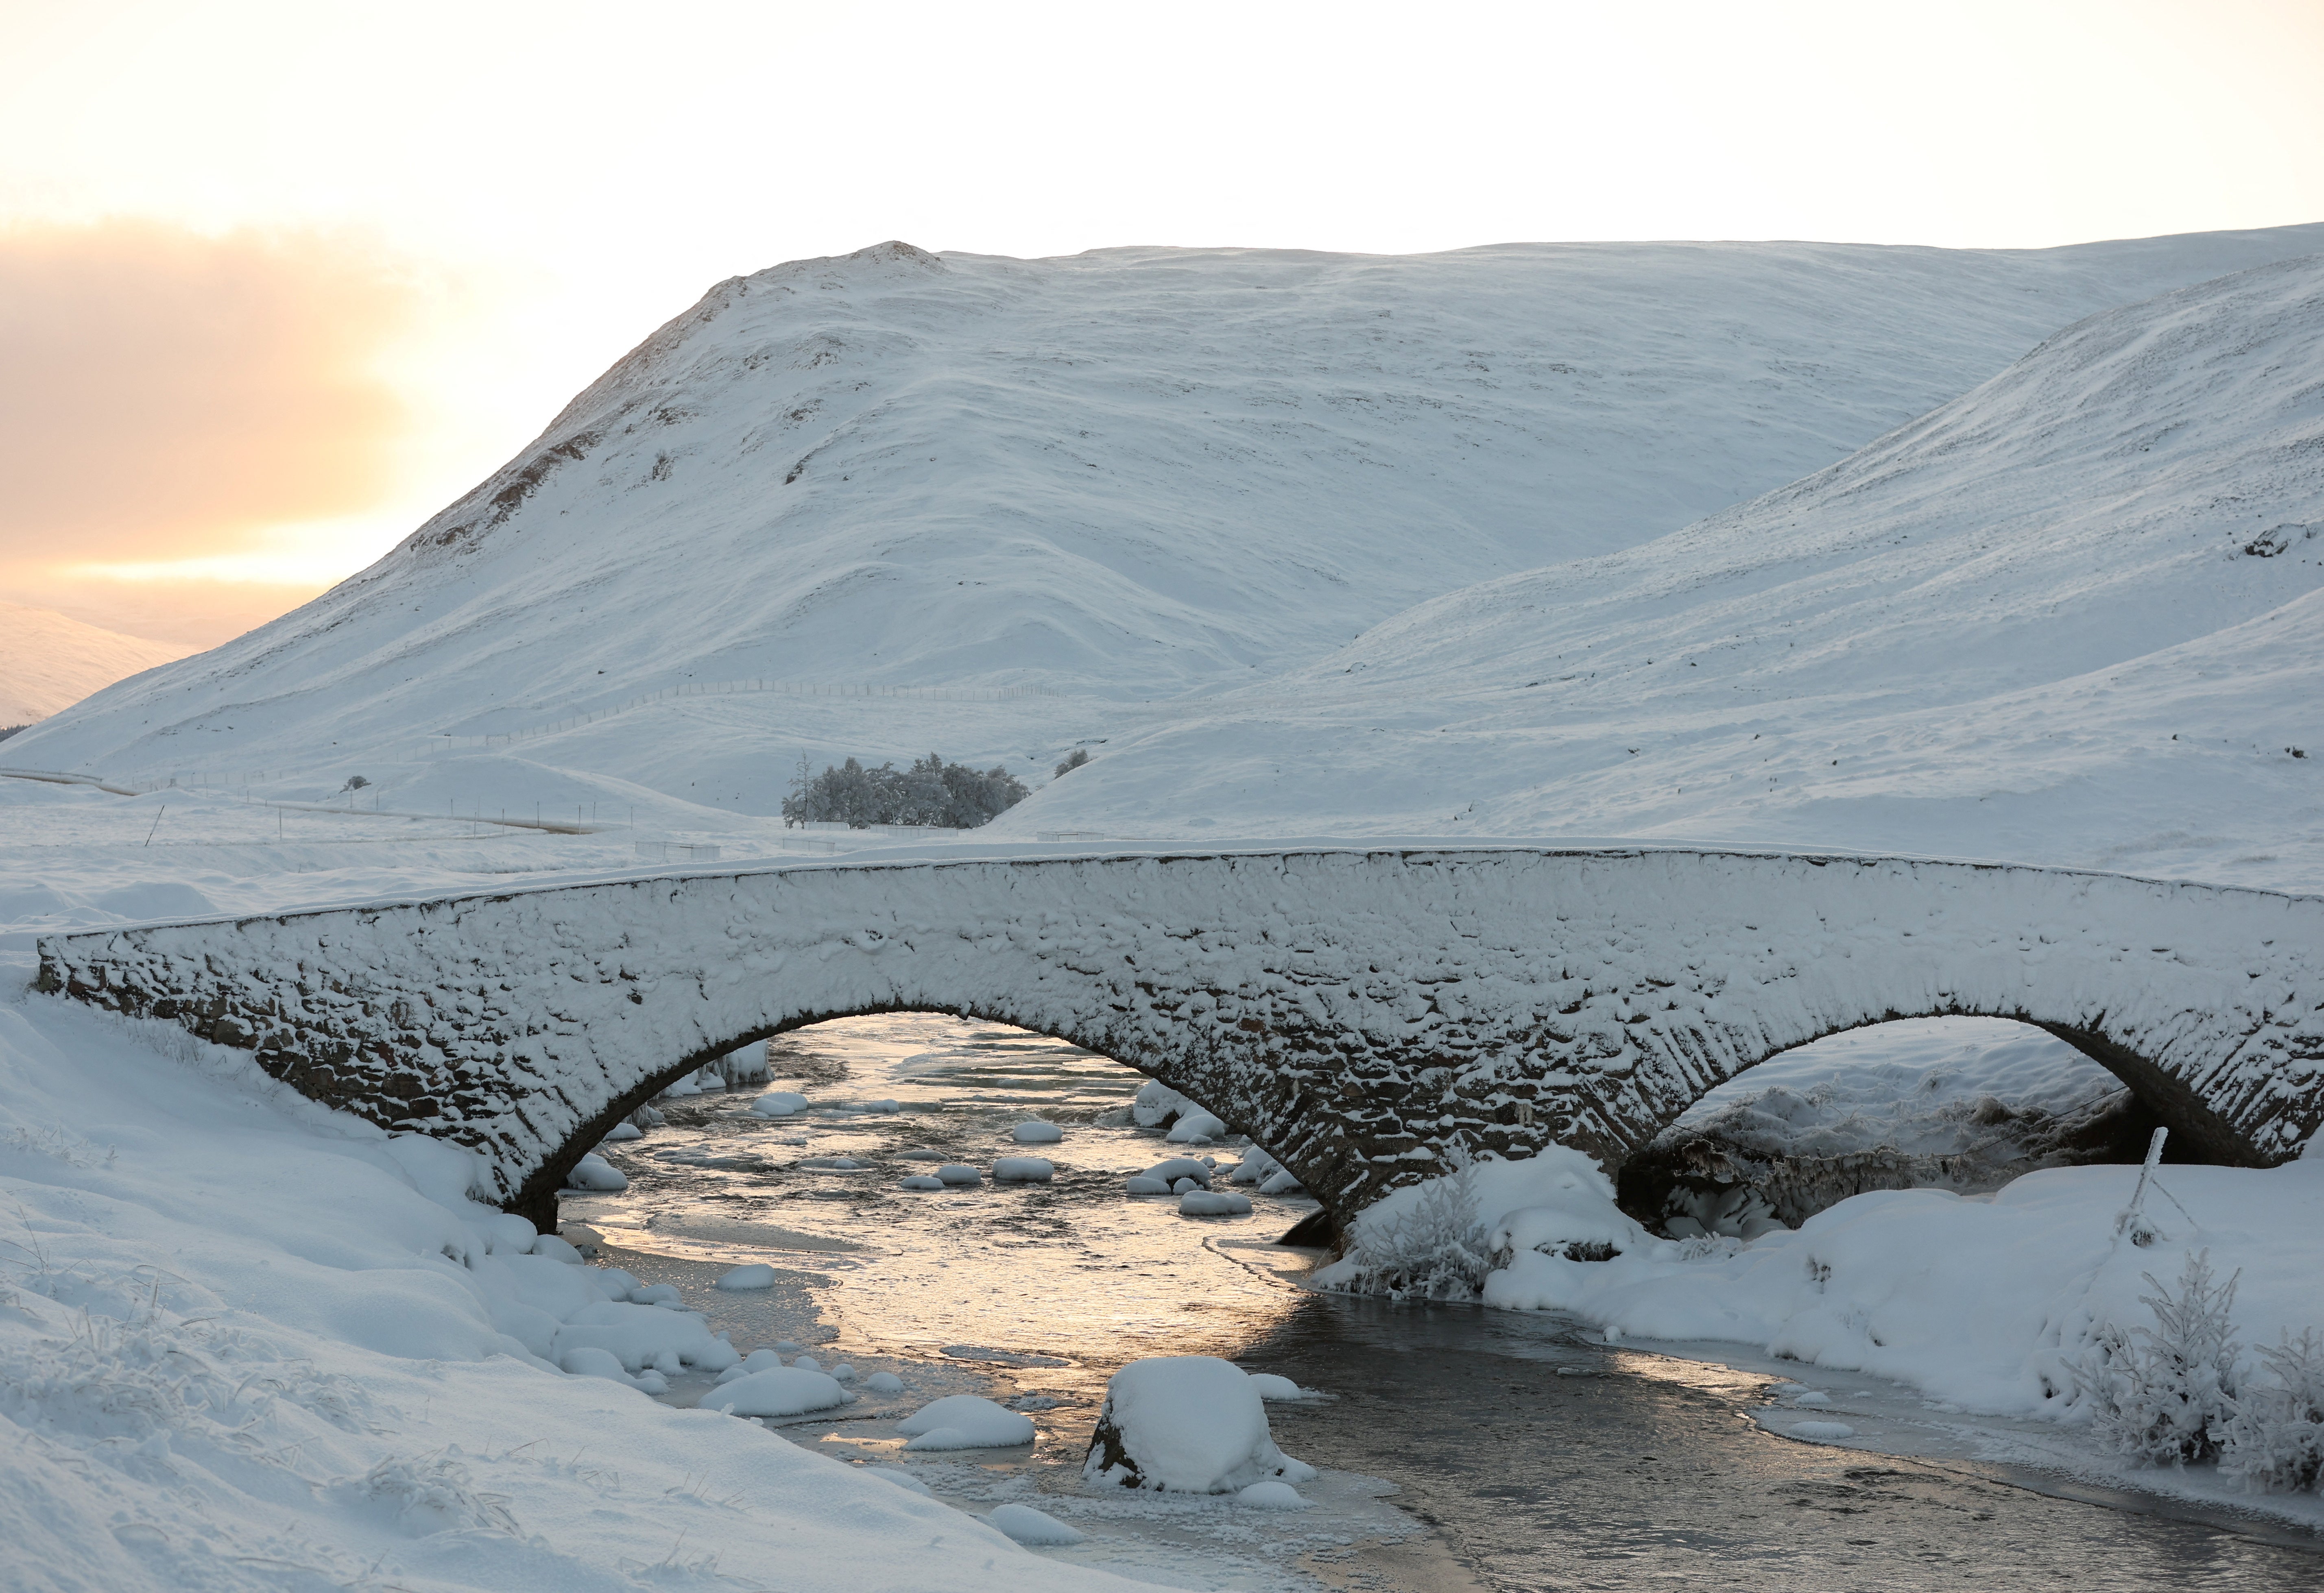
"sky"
2,0,2321,646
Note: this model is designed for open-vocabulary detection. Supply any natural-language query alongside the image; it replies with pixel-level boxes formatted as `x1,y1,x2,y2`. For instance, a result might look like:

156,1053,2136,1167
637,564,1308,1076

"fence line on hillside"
20,678,1063,793
13,666,1559,798
397,677,1062,762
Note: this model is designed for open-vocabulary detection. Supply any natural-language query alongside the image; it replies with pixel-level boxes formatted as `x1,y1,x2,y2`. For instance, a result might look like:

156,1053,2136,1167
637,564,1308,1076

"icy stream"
558,1015,2321,1591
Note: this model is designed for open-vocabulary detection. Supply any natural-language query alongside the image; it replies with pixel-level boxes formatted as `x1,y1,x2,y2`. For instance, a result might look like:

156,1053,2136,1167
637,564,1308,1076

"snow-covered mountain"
12,226,2324,787
1017,254,2324,885
0,601,188,727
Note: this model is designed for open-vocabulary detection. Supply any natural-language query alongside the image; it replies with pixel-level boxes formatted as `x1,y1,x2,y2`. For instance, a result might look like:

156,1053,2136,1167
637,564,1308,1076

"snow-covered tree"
781,754,1028,828
1339,1148,1493,1300
2221,1329,2324,1493
2077,1249,2242,1467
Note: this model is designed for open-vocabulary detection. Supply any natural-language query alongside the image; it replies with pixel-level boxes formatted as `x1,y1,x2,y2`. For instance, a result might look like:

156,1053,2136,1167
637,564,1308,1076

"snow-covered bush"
780,753,1028,828
2075,1249,2242,1466
1052,747,1090,778
2221,1329,2324,1493
1333,1149,1493,1300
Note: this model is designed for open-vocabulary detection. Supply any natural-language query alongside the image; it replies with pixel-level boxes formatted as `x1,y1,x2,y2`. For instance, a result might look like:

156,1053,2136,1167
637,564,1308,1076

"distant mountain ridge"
14,224,2324,782
0,601,188,726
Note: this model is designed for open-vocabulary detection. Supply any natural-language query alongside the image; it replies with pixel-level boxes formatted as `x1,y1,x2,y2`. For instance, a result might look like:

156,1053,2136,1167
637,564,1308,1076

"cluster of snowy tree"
0,723,25,742
780,754,1029,830
2076,1251,2324,1493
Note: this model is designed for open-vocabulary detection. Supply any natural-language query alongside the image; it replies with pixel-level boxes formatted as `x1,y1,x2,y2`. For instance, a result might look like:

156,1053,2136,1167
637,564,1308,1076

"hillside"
1011,255,2324,886
11,225,2324,796
0,601,188,726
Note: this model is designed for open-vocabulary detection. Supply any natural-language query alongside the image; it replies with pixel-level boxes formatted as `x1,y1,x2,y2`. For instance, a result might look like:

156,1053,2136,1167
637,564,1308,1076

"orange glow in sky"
3,0,2321,644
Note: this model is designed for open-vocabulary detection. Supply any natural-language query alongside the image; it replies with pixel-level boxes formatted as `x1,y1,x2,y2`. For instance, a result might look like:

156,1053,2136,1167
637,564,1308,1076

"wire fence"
394,676,1061,761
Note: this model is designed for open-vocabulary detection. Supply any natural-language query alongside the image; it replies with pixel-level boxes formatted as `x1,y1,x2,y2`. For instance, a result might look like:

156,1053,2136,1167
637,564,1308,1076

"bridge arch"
565,1000,1259,1232
36,846,2324,1232
1610,1011,2188,1236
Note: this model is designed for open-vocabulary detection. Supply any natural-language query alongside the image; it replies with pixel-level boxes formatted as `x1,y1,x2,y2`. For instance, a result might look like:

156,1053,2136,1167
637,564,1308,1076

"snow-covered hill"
1015,254,2324,886
12,226,2324,789
0,601,188,726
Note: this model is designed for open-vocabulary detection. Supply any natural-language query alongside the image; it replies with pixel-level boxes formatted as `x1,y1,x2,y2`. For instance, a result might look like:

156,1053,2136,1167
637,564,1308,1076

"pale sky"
4,0,2322,643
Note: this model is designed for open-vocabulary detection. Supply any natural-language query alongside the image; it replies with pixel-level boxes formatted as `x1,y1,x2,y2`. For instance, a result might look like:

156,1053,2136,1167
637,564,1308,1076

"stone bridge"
34,845,2324,1231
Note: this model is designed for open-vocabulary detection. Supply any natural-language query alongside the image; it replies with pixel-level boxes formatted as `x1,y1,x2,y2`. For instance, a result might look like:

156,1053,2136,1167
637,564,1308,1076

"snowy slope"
0,984,1152,1593
1017,255,2324,886
12,226,2324,788
0,601,188,725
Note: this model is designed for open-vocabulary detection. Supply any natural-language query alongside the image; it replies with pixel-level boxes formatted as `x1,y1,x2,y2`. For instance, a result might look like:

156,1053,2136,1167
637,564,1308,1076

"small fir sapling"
2076,1249,2242,1467
1338,1146,1494,1299
2220,1330,2324,1493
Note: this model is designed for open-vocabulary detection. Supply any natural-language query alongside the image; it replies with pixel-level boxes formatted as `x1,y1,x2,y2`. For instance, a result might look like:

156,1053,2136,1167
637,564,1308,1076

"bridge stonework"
34,846,2324,1230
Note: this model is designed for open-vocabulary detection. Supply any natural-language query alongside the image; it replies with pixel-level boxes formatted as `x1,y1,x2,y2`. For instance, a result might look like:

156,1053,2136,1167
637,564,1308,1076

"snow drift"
0,985,1133,1592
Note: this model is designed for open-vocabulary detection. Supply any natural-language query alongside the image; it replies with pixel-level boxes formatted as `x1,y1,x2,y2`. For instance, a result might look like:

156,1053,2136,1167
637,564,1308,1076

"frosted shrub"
2076,1249,2242,1467
1338,1151,1493,1300
2221,1330,2324,1493
1054,747,1091,778
344,1451,518,1534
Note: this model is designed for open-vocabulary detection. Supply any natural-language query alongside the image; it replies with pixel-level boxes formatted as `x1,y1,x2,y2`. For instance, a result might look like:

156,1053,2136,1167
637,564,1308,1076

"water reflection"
576,1012,1316,1364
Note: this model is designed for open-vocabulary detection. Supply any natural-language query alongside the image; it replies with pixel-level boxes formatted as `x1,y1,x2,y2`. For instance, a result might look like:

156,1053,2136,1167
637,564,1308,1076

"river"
556,1013,2321,1591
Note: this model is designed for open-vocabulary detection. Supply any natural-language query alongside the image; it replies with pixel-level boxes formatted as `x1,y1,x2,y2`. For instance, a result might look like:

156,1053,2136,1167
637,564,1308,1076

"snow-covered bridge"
35,846,2324,1230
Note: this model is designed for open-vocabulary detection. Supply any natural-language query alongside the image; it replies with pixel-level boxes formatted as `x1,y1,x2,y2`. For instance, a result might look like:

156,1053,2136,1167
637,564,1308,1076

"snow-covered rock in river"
1179,1190,1253,1217
563,1151,626,1191
1165,1108,1229,1144
897,1395,1037,1450
703,1367,853,1418
986,1503,1087,1545
1236,1480,1313,1509
1083,1356,1316,1493
1246,1373,1319,1402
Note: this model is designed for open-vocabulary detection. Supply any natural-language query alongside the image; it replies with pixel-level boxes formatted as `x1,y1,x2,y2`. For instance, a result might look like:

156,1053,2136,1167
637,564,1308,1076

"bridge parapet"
35,846,2324,1229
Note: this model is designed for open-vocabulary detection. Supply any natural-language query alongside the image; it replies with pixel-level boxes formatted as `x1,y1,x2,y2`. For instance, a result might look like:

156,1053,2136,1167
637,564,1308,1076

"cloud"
0,219,420,569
